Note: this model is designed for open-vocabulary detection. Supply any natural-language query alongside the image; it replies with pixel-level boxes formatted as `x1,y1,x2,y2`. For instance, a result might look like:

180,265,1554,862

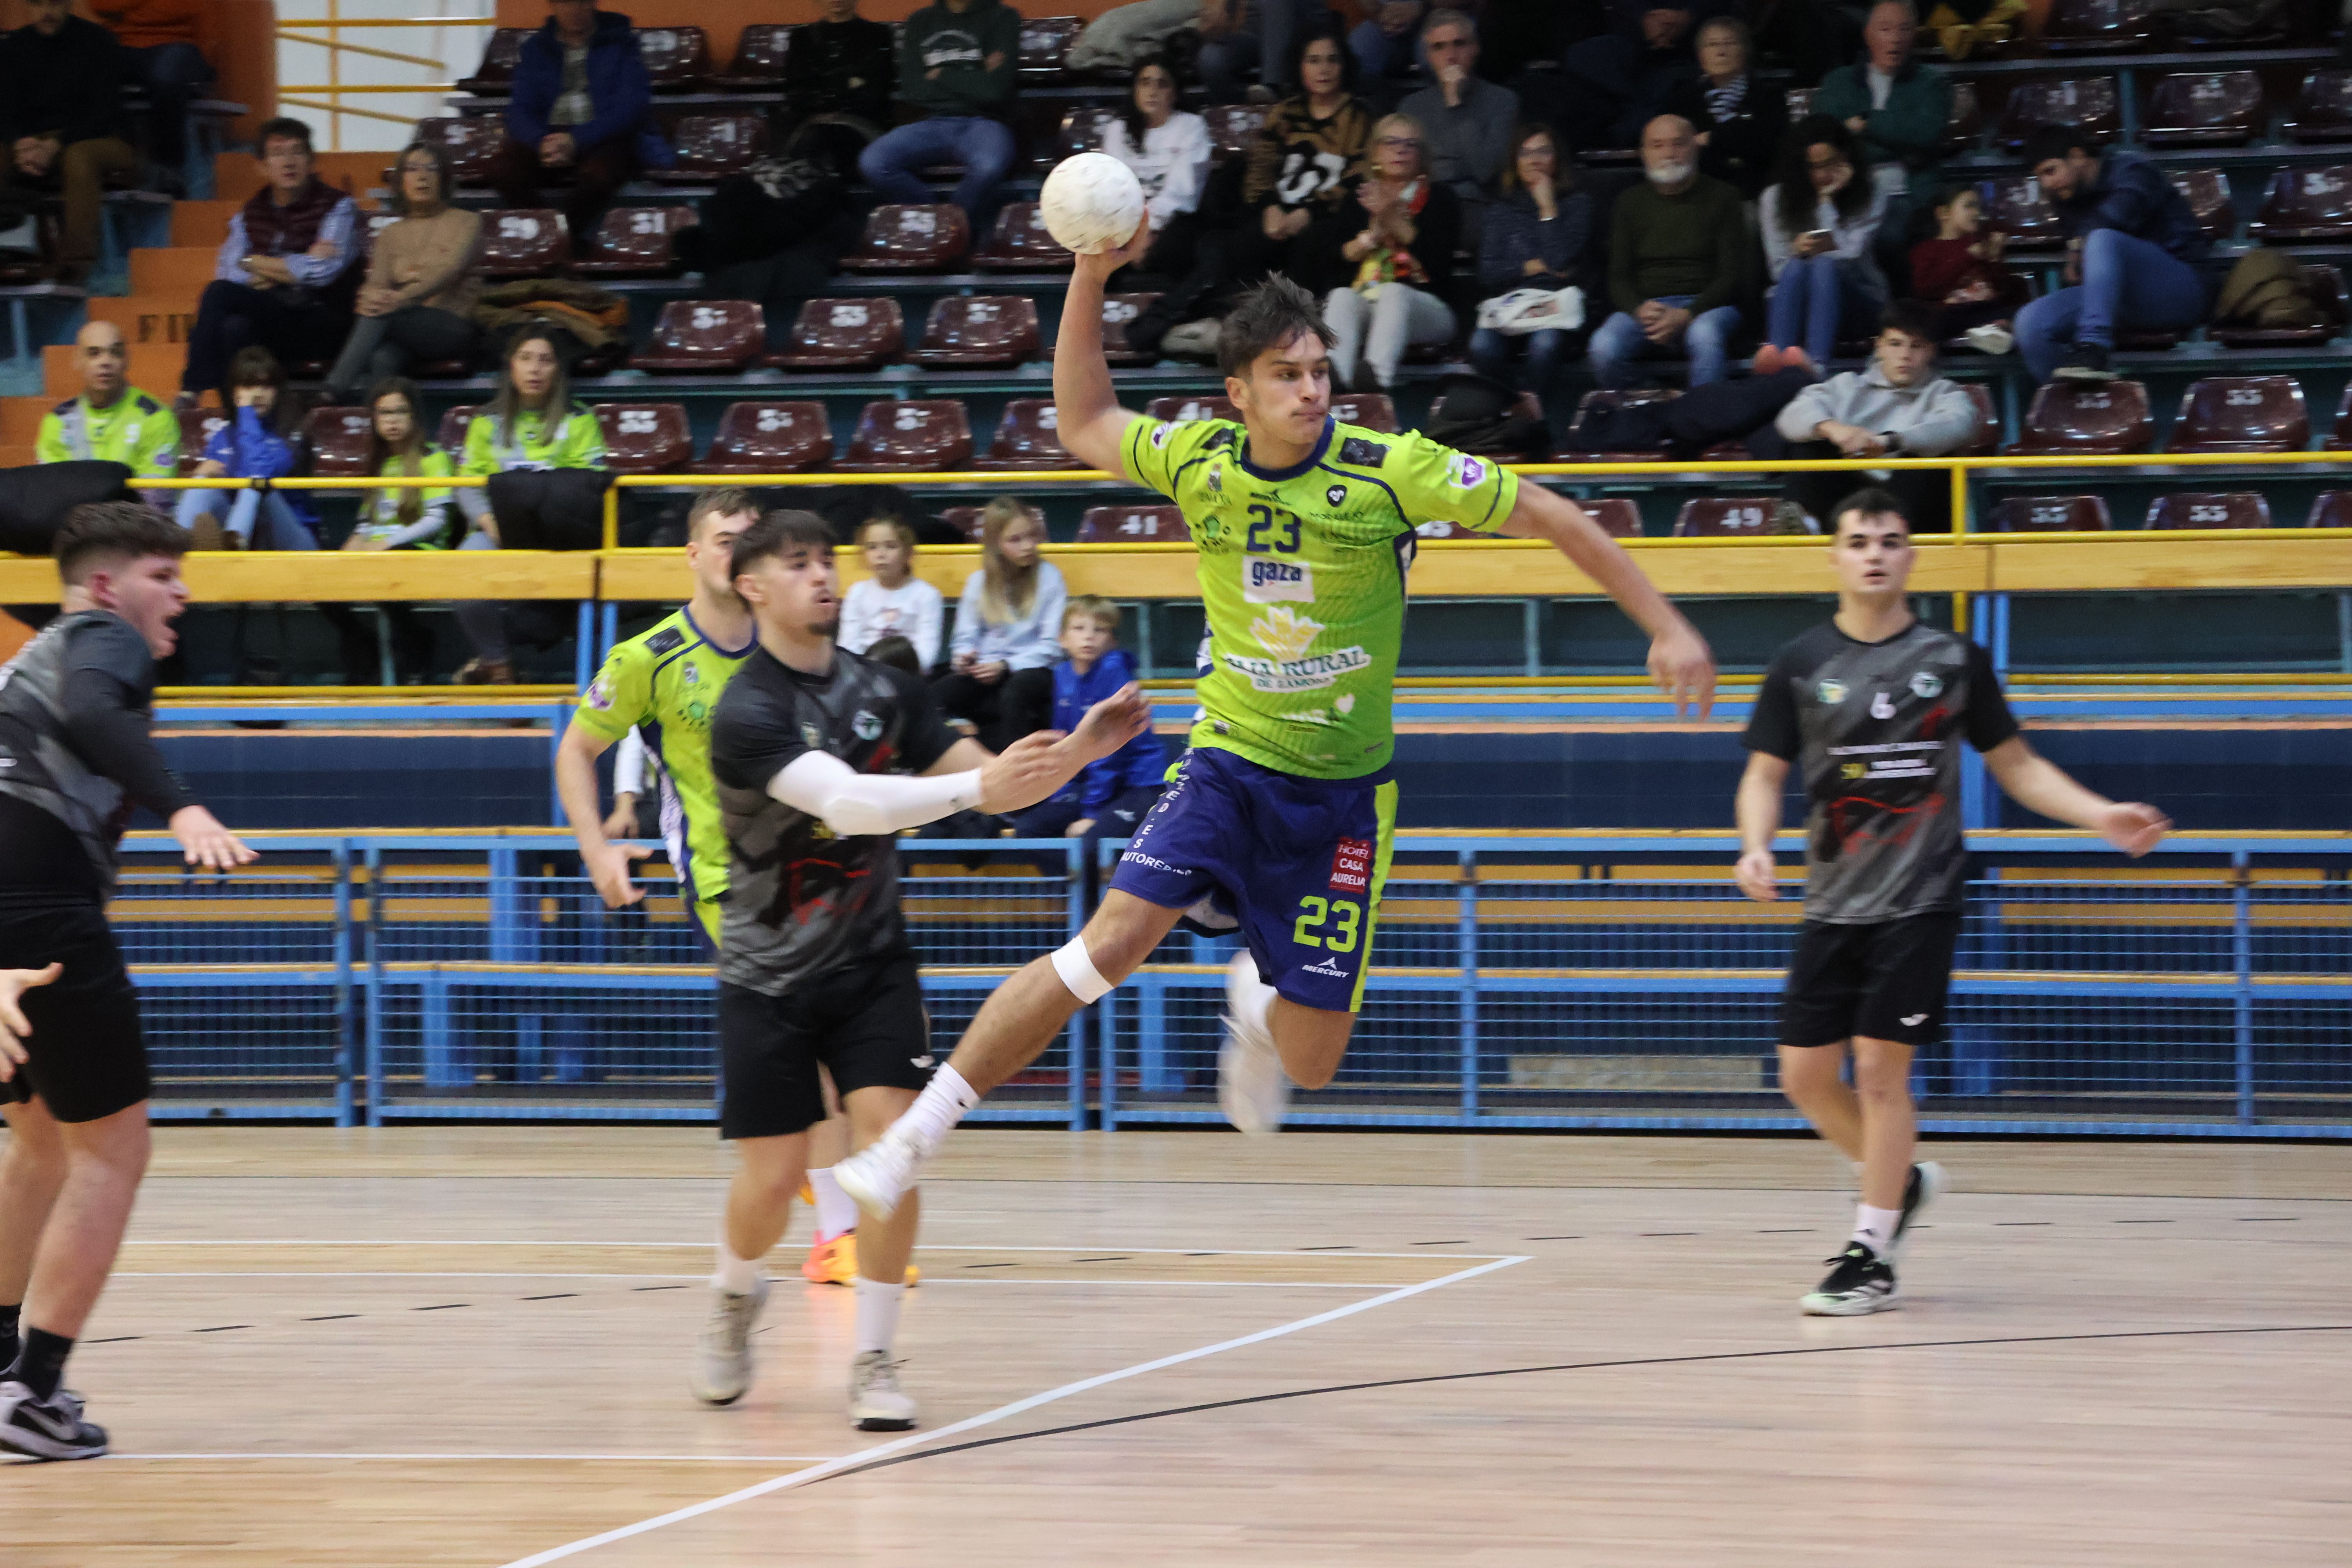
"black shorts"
0,901,150,1123
716,950,934,1140
1780,911,1963,1049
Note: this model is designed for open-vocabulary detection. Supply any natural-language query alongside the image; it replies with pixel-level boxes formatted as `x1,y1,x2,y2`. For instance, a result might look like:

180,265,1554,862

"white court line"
497,1254,1529,1568
122,1241,1513,1261
109,1452,843,1463
115,1272,1411,1288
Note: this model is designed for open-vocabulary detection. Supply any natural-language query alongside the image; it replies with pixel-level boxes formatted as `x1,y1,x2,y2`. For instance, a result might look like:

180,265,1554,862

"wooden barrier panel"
0,552,599,604
1991,535,2352,592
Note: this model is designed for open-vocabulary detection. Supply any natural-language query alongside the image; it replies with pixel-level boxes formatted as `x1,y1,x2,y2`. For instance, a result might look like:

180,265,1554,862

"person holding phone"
1755,114,1889,375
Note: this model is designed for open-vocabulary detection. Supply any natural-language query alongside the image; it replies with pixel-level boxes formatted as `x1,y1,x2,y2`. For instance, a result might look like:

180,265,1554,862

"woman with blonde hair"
1325,111,1462,392
936,497,1065,753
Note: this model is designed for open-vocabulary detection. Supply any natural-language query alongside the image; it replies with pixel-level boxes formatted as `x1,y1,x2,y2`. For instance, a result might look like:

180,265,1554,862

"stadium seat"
2329,383,2352,448
455,27,526,93
911,296,1043,367
477,209,570,278
768,297,906,370
2213,261,2346,346
437,405,481,454
572,206,692,276
1959,383,2000,456
2285,69,2352,141
978,398,1079,470
2250,165,2352,240
1673,498,1786,537
1099,292,1161,365
652,114,766,184
1203,103,1267,161
637,26,710,90
1785,87,1812,119
1058,105,1121,158
1995,495,2112,530
2145,491,2273,528
1998,77,2121,148
2166,375,2308,451
1579,498,1643,538
1145,394,1238,423
840,204,971,272
835,399,975,472
631,300,765,372
1564,387,1675,461
938,505,987,541
176,407,227,475
415,116,508,186
974,202,1075,270
2004,379,2153,455
1019,15,1082,76
2167,168,2237,240
593,403,694,474
1077,504,1187,542
711,24,791,88
696,401,833,473
305,405,376,478
2141,71,2263,145
2042,0,2154,52
1942,82,1984,152
1987,176,2065,248
1330,393,1398,432
2307,488,2352,524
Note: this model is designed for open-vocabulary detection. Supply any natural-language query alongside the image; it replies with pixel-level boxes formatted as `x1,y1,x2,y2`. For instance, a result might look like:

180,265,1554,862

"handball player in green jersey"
835,225,1719,1217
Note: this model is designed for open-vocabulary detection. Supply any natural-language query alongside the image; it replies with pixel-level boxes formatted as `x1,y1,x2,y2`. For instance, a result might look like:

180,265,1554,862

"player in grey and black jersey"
1735,488,2169,1316
0,503,254,1460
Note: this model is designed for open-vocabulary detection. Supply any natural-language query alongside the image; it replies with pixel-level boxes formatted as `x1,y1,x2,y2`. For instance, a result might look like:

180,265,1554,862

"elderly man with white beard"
1588,114,1755,388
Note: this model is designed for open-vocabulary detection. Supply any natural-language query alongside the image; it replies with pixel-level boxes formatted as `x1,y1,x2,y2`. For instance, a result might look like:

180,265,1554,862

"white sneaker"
690,1275,769,1406
833,1126,931,1223
1892,1160,1949,1260
848,1349,918,1432
1964,323,2014,356
1217,949,1289,1137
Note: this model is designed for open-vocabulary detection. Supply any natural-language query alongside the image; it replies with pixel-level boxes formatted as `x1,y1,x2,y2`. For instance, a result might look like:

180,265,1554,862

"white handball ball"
1039,152,1146,255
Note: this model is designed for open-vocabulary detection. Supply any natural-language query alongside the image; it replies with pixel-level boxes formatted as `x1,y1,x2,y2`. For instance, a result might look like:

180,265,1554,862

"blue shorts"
1108,746,1398,1013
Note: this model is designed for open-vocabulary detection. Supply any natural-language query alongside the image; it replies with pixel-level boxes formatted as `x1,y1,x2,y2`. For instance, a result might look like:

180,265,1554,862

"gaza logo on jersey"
1243,555,1314,604
852,710,884,741
1221,606,1371,693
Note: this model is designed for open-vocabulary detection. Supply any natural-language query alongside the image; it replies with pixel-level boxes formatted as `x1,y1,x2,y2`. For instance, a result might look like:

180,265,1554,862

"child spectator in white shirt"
839,515,946,673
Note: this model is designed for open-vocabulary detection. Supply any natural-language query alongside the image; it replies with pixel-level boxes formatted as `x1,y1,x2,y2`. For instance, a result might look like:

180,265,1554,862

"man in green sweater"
1590,115,1753,388
1810,1,1951,212
856,0,1019,223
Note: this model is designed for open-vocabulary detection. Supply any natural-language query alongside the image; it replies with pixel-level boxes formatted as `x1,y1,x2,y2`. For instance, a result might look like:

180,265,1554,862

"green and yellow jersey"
37,388,180,480
352,447,459,550
572,607,757,920
460,401,607,476
1123,415,1519,779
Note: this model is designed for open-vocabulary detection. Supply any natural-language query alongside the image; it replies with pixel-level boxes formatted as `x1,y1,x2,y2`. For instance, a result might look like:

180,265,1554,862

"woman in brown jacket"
1218,22,1372,296
325,142,484,402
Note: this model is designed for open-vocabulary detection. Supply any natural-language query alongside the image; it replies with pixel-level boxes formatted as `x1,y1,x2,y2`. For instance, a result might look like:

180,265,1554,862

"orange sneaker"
800,1233,920,1287
798,1181,815,1207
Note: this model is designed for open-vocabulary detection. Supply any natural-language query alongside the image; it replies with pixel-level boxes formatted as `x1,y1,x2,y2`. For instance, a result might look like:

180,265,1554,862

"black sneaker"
0,1381,109,1460
1800,1243,1899,1316
2053,343,2116,381
1893,1161,1948,1257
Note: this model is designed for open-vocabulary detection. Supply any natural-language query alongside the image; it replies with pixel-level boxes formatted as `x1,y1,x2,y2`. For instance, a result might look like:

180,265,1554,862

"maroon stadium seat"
477,209,570,278
2145,492,2273,529
978,399,1079,470
305,405,377,479
938,505,987,542
2166,376,2308,452
1579,498,1643,538
2307,489,2352,524
2286,69,2352,141
840,204,971,272
653,114,767,183
1998,77,2121,149
1564,387,1675,462
1019,15,1082,75
2004,379,2153,455
2142,71,2263,145
2250,165,2352,240
437,405,481,455
572,206,693,276
1145,394,1239,423
696,401,833,474
1959,383,2000,456
2042,0,2154,52
1058,105,1122,158
2329,383,2352,450
176,407,227,476
1203,103,1267,162
1330,393,1398,432
911,296,1043,367
1987,176,2065,249
415,116,507,186
1099,292,1160,365
456,27,527,92
593,403,694,474
711,24,791,88
1673,498,1786,537
1942,82,1984,153
2168,168,2237,240
2213,262,2347,346
768,297,906,371
1077,504,1187,543
1995,495,2113,531
636,26,710,90
974,202,1076,270
835,399,976,472
631,300,766,372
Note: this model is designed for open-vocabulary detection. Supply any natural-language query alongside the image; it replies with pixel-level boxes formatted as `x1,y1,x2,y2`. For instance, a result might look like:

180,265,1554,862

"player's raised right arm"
1054,220,1155,479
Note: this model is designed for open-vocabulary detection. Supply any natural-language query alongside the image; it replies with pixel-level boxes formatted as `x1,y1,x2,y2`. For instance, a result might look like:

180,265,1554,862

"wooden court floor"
3,1127,2347,1567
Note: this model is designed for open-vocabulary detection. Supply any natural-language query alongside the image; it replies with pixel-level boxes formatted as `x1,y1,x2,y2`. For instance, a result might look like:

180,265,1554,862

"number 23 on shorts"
1293,895,1362,952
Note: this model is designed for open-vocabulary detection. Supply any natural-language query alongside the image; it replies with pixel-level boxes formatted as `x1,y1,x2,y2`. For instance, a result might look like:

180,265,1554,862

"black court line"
1298,1245,1354,1250
302,1314,359,1322
192,1325,250,1333
2237,1217,2300,1222
88,1336,142,1343
413,1303,468,1312
1640,1232,1700,1237
633,1284,688,1292
2116,1219,2175,1224
1524,1235,1583,1241
1073,1257,1131,1263
806,1323,2352,1488
522,1293,580,1301
962,1263,1019,1270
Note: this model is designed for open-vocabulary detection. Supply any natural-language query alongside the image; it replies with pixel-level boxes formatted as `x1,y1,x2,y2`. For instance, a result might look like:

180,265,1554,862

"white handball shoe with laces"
849,1350,918,1432
1217,949,1290,1137
690,1274,770,1406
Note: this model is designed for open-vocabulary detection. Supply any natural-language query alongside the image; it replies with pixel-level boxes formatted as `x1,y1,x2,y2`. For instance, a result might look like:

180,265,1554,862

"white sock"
809,1168,858,1241
854,1276,907,1355
712,1242,762,1295
900,1062,979,1152
1235,965,1276,1033
1852,1204,1902,1254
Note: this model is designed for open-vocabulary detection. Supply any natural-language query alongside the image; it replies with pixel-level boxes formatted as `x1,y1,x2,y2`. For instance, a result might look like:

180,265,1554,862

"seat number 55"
1292,896,1361,952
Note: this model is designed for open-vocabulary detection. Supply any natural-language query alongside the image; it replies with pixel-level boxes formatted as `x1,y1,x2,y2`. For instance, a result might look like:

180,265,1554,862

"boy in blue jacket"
1008,596,1169,844
489,0,673,238
173,347,318,552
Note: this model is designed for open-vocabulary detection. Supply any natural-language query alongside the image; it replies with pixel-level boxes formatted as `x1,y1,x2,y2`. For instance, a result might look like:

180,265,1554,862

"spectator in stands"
89,0,214,194
1663,15,1784,201
1006,597,1169,848
1325,113,1461,392
180,116,360,409
1468,124,1589,394
1757,115,1887,374
1398,9,1517,245
1556,0,1706,154
2014,125,2210,383
780,0,896,173
1101,56,1213,279
1350,0,1427,91
1589,114,1751,388
842,515,946,671
325,142,483,404
858,0,1021,225
1810,1,1949,212
0,0,138,285
36,320,177,485
938,497,1064,753
1733,0,1852,88
1226,24,1373,292
454,327,608,684
1762,299,1977,529
491,0,672,240
339,377,457,684
174,347,318,552
1908,182,2022,354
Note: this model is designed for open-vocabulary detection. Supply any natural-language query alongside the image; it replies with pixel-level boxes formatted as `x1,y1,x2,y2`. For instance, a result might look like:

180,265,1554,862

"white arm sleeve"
613,728,648,797
768,750,985,836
